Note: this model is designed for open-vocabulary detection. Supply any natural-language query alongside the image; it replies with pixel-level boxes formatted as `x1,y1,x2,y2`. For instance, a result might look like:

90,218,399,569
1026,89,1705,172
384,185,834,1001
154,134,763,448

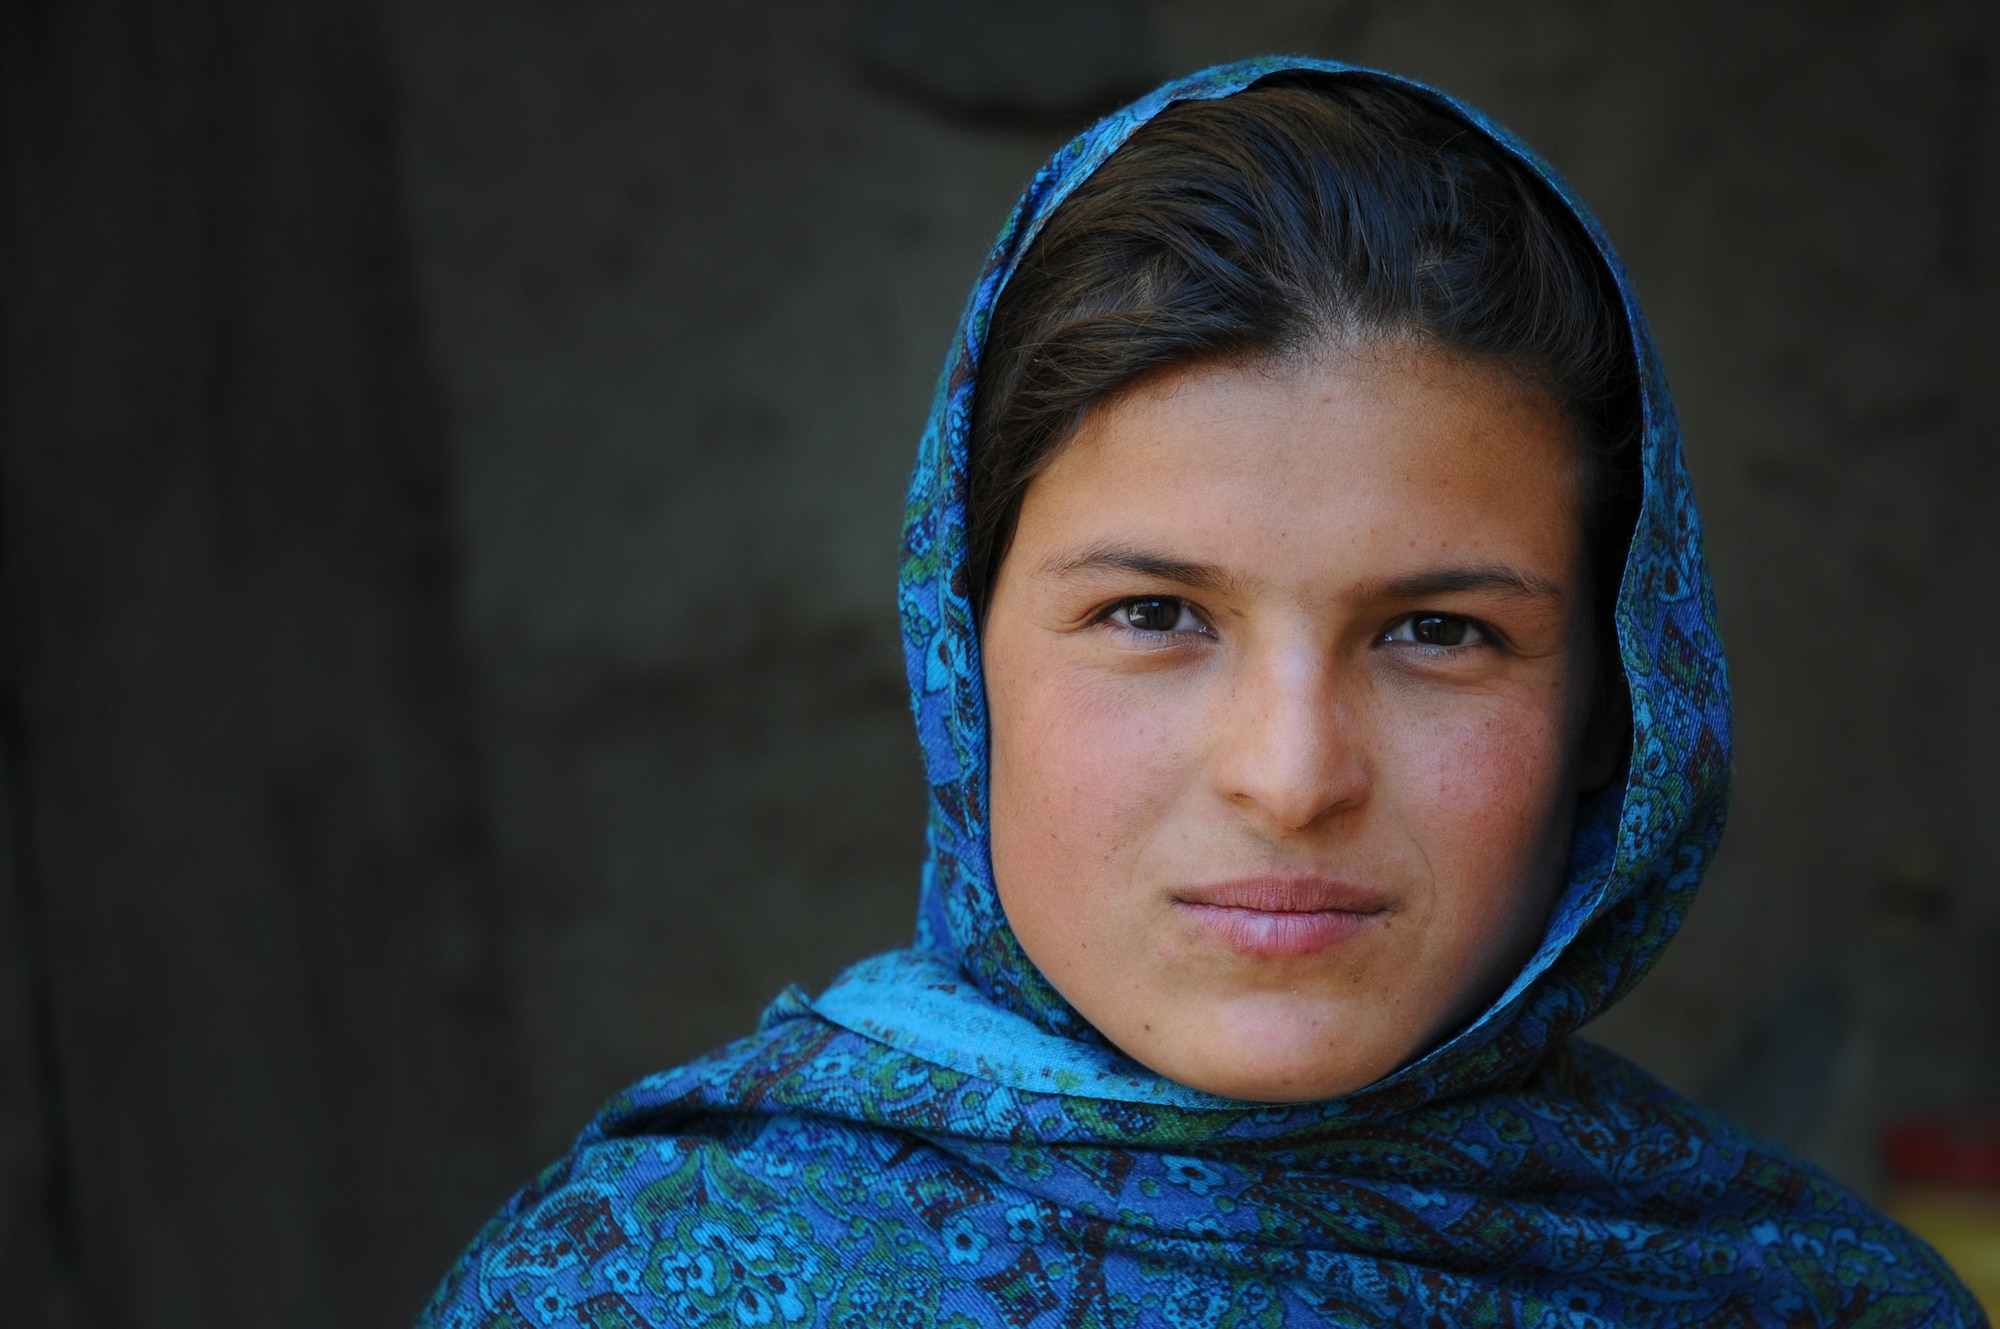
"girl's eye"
1109,597,1205,634
1384,612,1484,648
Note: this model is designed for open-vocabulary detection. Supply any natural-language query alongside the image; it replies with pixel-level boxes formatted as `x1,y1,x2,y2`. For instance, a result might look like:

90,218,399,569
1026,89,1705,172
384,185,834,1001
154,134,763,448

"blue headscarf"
422,59,1978,1328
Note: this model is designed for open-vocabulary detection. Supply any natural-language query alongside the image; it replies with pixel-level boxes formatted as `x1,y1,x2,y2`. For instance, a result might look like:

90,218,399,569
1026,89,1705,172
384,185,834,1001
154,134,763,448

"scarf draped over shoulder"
421,58,1980,1329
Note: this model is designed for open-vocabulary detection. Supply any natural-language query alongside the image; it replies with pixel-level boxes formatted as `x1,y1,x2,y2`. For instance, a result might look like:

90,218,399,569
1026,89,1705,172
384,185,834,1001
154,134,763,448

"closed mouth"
1172,876,1391,958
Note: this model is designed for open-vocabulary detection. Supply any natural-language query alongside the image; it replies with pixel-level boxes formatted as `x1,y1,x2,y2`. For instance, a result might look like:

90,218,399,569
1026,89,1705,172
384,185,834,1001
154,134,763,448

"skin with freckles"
981,343,1620,1102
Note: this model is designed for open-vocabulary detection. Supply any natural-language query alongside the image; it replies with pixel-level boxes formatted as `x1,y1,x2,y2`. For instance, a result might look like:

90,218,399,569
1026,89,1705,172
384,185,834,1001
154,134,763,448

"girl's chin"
1160,1057,1390,1104
1113,996,1408,1103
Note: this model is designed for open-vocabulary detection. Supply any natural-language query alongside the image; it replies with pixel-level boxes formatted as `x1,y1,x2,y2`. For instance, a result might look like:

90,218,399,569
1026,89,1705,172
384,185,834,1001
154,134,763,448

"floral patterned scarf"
421,59,1979,1328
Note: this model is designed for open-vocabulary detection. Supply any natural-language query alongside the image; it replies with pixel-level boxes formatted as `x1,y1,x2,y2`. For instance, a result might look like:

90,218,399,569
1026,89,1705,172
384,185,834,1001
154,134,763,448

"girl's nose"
1212,641,1370,832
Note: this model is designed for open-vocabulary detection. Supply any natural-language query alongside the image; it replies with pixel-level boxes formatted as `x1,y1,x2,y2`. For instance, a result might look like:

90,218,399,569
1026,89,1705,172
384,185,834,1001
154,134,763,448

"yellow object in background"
1882,1114,2000,1317
1884,1187,2000,1317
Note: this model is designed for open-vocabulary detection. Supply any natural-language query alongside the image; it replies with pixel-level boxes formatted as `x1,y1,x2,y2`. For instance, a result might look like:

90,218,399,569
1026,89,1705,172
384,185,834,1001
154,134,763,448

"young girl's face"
982,345,1615,1102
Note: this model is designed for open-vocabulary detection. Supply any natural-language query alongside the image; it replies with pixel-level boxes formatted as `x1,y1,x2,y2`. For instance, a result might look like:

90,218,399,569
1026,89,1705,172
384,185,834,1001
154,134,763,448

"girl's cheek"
1399,694,1575,853
1012,669,1204,870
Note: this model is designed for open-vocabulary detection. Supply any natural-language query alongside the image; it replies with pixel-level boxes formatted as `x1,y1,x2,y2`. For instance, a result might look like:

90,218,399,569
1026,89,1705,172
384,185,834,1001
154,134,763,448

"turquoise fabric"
421,59,1982,1328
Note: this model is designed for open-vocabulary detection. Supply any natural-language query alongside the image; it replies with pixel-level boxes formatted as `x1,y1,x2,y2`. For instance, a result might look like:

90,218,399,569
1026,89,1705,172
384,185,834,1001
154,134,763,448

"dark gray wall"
1,1,530,1324
2,1,1995,1325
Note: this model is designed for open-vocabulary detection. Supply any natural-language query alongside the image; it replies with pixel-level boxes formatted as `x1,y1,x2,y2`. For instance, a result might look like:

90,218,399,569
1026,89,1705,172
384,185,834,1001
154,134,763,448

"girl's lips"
1172,876,1391,959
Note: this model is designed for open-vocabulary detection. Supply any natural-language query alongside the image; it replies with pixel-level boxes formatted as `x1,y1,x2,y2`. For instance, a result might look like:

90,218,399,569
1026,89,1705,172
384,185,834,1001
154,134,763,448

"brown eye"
1104,597,1212,639
1385,612,1484,648
1413,613,1466,646
1124,598,1183,632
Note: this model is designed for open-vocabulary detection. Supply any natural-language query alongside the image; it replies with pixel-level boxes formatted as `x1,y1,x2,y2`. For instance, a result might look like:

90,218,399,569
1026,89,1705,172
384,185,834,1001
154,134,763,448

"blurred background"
2,0,1997,1324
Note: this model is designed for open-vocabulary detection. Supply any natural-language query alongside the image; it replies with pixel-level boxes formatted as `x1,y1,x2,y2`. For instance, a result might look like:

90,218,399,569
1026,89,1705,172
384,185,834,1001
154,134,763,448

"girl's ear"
1580,659,1630,793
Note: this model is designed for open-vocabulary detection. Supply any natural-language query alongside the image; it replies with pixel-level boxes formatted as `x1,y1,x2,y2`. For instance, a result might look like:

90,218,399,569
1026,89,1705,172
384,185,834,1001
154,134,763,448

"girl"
421,59,1977,1327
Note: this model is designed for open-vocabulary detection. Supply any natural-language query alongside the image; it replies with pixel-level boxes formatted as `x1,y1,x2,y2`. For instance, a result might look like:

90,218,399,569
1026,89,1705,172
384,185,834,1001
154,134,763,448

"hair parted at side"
966,72,1643,623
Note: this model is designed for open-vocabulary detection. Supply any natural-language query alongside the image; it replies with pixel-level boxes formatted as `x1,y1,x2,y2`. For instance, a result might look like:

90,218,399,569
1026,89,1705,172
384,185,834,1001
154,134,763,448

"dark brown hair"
966,74,1642,624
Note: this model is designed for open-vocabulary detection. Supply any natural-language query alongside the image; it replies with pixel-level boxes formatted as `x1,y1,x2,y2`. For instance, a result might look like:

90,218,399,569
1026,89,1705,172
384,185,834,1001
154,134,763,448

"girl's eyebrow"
1039,547,1564,604
1365,565,1566,603
1039,543,1236,593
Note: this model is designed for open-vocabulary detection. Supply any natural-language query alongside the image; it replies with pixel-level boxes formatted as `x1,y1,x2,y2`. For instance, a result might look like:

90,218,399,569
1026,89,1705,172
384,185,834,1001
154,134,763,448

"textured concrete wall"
3,1,1996,1324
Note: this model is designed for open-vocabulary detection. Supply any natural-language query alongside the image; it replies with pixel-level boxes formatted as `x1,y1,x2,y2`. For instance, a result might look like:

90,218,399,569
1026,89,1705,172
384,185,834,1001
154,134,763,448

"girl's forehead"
1053,353,1582,507
1015,352,1591,590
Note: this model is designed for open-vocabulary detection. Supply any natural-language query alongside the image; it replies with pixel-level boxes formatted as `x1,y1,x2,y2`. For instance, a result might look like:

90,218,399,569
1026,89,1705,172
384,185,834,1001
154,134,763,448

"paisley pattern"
420,60,1981,1327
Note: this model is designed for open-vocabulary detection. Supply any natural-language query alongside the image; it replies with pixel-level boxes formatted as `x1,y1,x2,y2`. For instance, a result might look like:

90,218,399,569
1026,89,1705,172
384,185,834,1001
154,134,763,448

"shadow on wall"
855,0,1162,125
1700,871,2000,1191
2,0,1997,1326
